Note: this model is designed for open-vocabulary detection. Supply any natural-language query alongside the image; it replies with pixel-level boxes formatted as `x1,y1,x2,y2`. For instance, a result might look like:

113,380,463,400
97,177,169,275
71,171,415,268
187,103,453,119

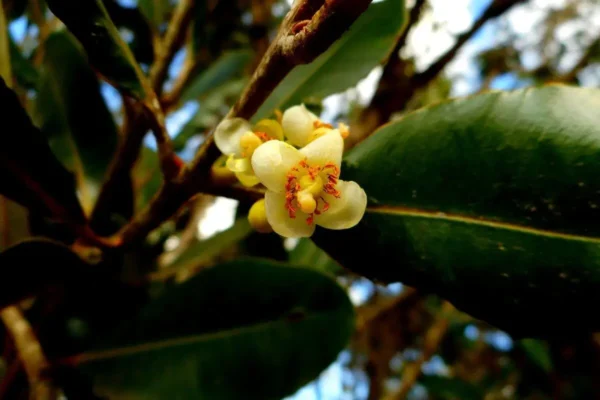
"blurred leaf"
180,49,252,104
0,77,85,223
191,0,207,52
8,36,39,89
69,259,355,400
254,0,406,120
155,218,253,279
420,376,484,400
133,146,162,211
46,0,150,100
0,196,30,250
520,339,553,373
103,0,155,65
290,239,342,275
313,85,600,337
35,31,118,213
0,239,87,309
0,2,9,83
138,0,171,29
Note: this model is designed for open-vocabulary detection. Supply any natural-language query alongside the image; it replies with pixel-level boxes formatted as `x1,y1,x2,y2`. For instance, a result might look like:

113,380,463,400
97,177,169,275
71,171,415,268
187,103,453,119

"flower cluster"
214,104,367,238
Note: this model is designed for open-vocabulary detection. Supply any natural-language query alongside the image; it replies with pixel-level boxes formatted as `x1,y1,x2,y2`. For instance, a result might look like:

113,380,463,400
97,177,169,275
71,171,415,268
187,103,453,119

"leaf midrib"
67,309,348,365
368,205,600,243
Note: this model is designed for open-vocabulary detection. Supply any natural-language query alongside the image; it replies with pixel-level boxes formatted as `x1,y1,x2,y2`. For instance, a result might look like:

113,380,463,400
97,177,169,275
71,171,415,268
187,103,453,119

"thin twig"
149,0,195,95
383,302,455,400
1,307,59,400
115,0,376,247
160,54,198,110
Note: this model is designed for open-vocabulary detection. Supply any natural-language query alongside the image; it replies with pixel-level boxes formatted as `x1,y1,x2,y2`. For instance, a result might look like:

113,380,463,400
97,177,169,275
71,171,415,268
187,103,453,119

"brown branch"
383,301,455,400
115,0,376,247
160,55,198,110
149,0,195,95
352,0,525,144
1,307,60,400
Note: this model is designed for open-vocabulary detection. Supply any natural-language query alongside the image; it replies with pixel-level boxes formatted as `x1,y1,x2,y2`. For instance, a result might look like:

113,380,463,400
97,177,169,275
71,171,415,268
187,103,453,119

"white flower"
214,117,283,187
251,131,367,238
282,104,350,147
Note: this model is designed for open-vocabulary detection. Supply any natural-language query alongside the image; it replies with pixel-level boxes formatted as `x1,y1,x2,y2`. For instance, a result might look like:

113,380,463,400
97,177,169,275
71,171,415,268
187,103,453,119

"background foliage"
1,0,600,399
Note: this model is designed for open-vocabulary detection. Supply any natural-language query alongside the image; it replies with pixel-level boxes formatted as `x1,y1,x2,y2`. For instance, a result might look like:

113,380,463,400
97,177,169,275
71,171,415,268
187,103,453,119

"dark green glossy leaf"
313,85,600,337
46,0,149,100
70,259,355,400
289,238,342,275
0,77,85,223
253,0,406,120
180,49,252,104
35,31,118,213
0,239,87,309
8,36,39,89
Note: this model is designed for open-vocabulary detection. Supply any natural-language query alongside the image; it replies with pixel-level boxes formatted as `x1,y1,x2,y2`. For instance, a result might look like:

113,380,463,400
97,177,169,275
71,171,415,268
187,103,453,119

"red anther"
313,120,334,129
306,214,314,225
254,131,272,142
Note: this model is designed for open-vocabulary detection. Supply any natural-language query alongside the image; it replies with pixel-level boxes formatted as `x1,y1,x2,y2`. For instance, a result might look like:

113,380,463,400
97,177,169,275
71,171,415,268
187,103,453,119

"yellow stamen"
338,122,350,139
297,192,317,214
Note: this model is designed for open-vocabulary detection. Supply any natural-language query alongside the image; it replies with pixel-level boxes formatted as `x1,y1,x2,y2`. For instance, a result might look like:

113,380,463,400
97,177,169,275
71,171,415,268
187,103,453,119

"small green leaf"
160,217,253,273
35,31,118,213
133,146,162,211
0,77,85,223
313,85,600,337
138,0,171,29
0,239,87,308
520,339,553,373
180,49,253,104
253,0,406,120
46,0,150,100
70,259,355,400
420,376,484,400
289,238,342,275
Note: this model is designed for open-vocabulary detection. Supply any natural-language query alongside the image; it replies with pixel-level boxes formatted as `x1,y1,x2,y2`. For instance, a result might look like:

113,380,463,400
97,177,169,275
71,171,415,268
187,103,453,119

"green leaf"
420,376,484,400
253,0,406,120
133,146,162,211
69,259,355,400
313,85,600,337
0,77,85,223
0,239,87,309
0,2,10,84
46,0,149,100
519,339,553,373
138,0,171,29
8,36,39,89
158,217,253,275
35,31,118,213
289,238,342,275
180,49,252,104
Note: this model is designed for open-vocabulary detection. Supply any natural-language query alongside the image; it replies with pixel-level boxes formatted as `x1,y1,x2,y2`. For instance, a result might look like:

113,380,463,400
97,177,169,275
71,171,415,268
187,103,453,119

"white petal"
299,130,343,169
214,117,252,157
251,140,303,193
265,191,316,238
281,104,318,147
315,180,367,230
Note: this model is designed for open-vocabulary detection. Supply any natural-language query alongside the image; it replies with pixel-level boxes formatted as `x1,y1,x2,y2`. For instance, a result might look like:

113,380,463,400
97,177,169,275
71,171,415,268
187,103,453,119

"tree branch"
352,0,525,144
115,0,376,247
1,306,60,400
383,302,455,400
149,0,195,95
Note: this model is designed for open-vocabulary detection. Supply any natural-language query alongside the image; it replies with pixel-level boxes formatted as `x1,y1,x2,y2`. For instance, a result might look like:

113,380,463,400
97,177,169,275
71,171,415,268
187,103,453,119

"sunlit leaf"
314,85,600,337
254,0,406,120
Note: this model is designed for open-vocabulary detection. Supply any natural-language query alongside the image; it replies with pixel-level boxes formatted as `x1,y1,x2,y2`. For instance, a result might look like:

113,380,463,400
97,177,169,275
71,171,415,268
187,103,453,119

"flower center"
285,159,341,225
